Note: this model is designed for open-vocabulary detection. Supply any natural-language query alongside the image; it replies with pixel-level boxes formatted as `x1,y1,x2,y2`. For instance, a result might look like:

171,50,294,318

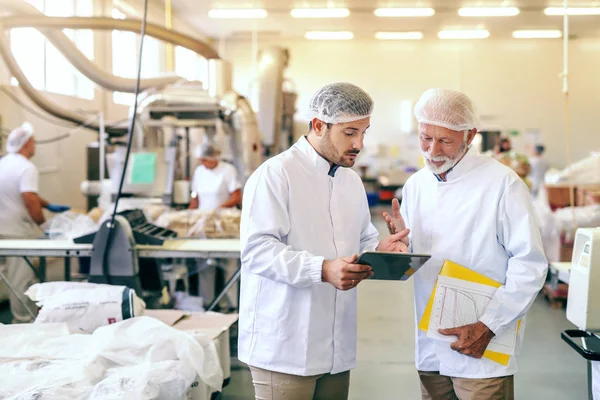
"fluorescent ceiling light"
208,9,267,19
544,7,600,16
512,30,562,39
305,31,354,40
374,8,435,17
438,29,490,39
458,7,519,17
291,8,350,18
375,31,424,40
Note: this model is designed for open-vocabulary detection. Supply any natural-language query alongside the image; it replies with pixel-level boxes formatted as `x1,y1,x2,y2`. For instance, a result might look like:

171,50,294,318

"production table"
0,238,242,312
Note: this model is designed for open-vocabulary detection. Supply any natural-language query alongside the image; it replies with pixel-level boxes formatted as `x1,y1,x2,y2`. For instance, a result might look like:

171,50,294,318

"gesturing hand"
376,229,410,253
382,198,408,246
322,254,373,291
438,321,495,359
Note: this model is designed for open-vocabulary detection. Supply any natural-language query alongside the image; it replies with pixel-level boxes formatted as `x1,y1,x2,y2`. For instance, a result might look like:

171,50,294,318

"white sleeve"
400,185,412,252
240,165,324,287
479,178,549,335
227,164,242,193
191,168,200,193
20,165,39,193
359,183,379,252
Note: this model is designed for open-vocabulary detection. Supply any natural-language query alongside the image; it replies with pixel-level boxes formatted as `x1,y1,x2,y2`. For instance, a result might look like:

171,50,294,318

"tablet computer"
356,251,431,281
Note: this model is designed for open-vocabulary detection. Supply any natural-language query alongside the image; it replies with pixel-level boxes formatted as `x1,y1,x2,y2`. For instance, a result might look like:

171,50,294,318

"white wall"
223,37,600,169
0,0,213,210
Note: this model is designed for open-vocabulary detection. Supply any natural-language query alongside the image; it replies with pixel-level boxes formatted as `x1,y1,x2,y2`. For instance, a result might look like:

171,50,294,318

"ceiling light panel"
438,29,490,39
458,7,520,17
512,30,562,39
374,8,435,17
305,31,354,40
375,31,424,40
208,9,267,19
544,7,600,16
291,8,350,18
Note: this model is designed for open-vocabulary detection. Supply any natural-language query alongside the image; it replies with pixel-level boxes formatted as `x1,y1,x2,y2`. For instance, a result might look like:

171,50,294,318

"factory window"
111,8,165,106
175,46,208,87
10,0,95,100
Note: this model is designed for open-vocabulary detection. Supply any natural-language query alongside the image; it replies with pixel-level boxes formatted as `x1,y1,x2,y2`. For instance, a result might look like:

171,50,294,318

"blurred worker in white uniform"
188,142,242,309
0,123,70,323
384,89,548,400
528,144,549,198
189,142,241,211
239,82,410,400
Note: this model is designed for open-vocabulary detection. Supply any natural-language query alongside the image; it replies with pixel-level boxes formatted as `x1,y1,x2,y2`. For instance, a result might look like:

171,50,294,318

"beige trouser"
249,366,350,400
419,371,514,400
0,256,38,323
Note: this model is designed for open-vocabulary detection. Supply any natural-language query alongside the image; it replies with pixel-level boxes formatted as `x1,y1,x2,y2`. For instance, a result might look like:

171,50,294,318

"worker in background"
189,142,241,211
498,137,512,153
0,123,70,323
384,89,548,400
528,144,549,198
239,82,410,399
187,141,242,309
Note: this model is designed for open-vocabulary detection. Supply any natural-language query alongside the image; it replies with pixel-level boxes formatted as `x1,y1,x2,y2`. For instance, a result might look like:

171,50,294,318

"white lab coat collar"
295,136,341,177
431,146,480,183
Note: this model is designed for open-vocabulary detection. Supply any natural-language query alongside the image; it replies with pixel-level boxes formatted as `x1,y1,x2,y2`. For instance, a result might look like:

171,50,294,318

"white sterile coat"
401,148,548,378
238,136,380,376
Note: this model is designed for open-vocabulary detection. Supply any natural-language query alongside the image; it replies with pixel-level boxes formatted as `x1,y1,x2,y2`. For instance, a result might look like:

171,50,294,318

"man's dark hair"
535,145,545,155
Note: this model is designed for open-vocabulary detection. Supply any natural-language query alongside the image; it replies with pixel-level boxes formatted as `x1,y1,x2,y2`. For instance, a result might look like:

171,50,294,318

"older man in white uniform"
239,83,410,400
385,89,548,399
0,123,70,323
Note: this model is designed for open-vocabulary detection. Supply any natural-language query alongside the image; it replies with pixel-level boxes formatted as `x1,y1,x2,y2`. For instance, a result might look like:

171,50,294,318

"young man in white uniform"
189,142,241,211
0,123,70,323
385,89,548,399
239,83,410,400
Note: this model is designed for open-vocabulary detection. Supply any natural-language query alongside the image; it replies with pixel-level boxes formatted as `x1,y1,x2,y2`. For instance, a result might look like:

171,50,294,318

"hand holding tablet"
356,251,431,281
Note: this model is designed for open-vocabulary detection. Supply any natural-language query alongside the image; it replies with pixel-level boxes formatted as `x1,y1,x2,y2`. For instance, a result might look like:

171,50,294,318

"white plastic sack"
28,282,146,333
26,281,104,302
554,204,600,235
0,317,223,399
42,211,98,240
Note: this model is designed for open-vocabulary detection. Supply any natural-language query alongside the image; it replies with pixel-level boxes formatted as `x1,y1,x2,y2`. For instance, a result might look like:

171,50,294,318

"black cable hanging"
100,0,150,284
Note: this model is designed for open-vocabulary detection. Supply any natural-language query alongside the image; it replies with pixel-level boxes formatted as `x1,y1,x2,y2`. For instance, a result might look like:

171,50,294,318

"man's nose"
353,136,364,151
430,140,442,156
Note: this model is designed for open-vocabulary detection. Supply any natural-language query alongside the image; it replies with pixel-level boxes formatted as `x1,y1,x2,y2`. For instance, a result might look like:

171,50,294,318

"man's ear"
466,129,477,145
312,118,326,137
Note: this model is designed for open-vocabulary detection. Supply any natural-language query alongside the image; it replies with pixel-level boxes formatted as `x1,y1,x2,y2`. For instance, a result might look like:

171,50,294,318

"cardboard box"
145,310,239,400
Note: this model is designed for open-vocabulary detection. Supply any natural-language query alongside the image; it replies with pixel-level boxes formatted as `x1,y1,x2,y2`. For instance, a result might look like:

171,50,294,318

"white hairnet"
309,82,374,124
414,88,480,132
194,142,220,159
6,122,34,153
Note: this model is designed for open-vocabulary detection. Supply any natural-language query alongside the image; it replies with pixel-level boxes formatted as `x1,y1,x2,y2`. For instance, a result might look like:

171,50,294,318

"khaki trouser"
0,234,38,323
249,366,350,400
419,371,514,400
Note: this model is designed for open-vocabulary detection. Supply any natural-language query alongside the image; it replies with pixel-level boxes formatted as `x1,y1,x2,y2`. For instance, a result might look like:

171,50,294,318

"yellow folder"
418,260,520,366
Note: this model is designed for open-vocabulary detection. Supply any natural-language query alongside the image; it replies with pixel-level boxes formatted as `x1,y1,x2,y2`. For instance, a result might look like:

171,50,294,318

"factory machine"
0,3,296,312
561,228,600,399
